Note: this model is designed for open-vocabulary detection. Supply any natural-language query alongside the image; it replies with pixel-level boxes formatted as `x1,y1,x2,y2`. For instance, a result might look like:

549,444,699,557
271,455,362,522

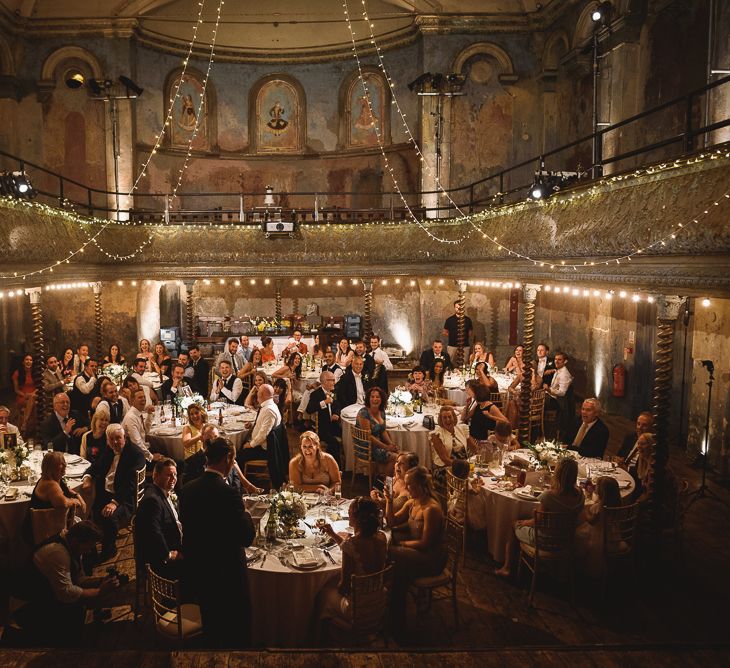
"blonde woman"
288,431,341,493
181,404,208,460
80,411,110,464
137,339,155,372
245,371,268,410
30,452,86,516
469,342,495,370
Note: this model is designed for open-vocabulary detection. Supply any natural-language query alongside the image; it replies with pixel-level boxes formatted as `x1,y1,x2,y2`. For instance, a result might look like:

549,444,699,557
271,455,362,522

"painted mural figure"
266,101,289,135
179,94,197,131
354,95,378,131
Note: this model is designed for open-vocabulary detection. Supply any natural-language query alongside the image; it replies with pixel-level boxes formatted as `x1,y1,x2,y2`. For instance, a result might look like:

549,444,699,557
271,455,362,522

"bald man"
306,371,342,467
238,384,282,465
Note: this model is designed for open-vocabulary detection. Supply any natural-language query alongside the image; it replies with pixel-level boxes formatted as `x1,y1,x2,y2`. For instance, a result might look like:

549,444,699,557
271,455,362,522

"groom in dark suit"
306,370,342,467
135,458,183,579
180,437,256,648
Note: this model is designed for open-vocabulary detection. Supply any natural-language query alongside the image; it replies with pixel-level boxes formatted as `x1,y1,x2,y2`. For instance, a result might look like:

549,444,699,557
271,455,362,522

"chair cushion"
520,543,570,560
413,570,450,588
157,603,203,638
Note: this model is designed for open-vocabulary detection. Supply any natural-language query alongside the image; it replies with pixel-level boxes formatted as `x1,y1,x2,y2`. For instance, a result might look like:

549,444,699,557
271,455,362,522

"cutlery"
323,549,336,565
259,553,267,568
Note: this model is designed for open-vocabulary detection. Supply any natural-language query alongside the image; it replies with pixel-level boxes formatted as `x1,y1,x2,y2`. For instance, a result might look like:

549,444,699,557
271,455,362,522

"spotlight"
408,72,433,92
88,78,106,96
529,177,547,200
119,75,144,97
65,69,85,89
527,169,580,201
592,2,613,24
0,171,36,199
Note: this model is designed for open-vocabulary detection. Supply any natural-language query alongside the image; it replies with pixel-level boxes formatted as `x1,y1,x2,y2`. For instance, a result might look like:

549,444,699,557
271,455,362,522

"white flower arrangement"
177,394,206,411
527,440,576,468
104,364,129,386
386,386,414,418
12,442,29,468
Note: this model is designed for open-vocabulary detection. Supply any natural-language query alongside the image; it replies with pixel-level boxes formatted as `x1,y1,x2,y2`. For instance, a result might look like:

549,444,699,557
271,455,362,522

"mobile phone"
385,476,393,497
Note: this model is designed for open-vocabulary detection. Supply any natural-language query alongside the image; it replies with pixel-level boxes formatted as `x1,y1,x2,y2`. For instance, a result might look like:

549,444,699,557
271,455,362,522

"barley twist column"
275,280,282,322
25,287,48,421
456,281,467,367
363,280,373,340
518,283,540,442
292,296,300,316
91,282,103,359
183,280,196,346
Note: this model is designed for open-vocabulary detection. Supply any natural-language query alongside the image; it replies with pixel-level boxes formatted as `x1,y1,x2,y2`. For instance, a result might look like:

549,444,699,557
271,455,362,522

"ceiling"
1,1,557,54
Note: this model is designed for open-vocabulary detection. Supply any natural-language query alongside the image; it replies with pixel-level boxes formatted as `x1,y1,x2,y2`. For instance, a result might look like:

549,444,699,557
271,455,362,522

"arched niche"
163,67,217,152
542,30,571,73
38,46,104,102
452,42,518,86
338,66,391,150
249,74,306,154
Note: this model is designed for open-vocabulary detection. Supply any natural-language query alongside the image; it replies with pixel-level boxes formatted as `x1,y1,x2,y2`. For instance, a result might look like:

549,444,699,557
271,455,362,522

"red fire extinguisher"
612,364,626,397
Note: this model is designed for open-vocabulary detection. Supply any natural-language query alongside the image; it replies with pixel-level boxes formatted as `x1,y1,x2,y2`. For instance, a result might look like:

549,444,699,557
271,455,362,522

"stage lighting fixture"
408,73,433,92
119,75,144,97
592,2,613,24
527,170,579,201
0,171,36,199
87,78,106,96
65,69,85,89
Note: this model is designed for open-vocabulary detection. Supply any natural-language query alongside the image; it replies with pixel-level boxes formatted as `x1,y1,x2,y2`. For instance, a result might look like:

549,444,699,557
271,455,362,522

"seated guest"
0,404,24,446
419,339,453,375
357,387,398,474
283,329,308,356
575,476,622,577
60,347,75,378
210,360,244,405
430,406,469,487
288,431,341,493
486,419,520,452
335,354,367,408
160,363,188,402
95,381,129,424
238,335,253,363
181,403,208,460
496,458,584,577
407,366,433,403
17,521,119,646
68,357,98,424
42,355,66,398
370,452,419,514
137,338,155,370
427,359,448,401
135,458,183,578
82,423,146,560
545,351,574,436
122,388,159,462
335,337,354,368
505,367,541,428
238,348,263,383
260,336,276,363
272,352,303,402
463,381,508,450
130,358,159,406
244,371,267,410
535,343,556,384
187,345,210,396
317,497,388,628
272,377,292,420
631,433,656,501
237,384,282,465
80,411,110,464
306,371,342,466
152,342,172,377
72,343,90,375
618,411,655,462
322,349,344,382
566,398,609,459
180,437,257,648
386,466,447,630
504,344,525,375
216,337,246,376
102,343,126,368
38,393,86,453
469,341,495,370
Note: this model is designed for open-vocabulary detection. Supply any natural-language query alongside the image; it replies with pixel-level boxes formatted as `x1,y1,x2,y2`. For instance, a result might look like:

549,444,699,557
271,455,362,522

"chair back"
602,502,640,556
147,564,186,643
489,391,507,410
266,421,290,489
30,507,69,545
347,563,394,635
135,466,147,510
352,425,372,465
529,389,545,421
444,517,463,580
445,470,468,527
533,509,577,554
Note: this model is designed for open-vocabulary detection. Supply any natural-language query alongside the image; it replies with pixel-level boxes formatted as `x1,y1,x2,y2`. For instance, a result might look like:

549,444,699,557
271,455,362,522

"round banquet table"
340,402,449,471
245,495,349,647
147,403,255,460
0,451,89,563
442,371,514,405
468,450,636,562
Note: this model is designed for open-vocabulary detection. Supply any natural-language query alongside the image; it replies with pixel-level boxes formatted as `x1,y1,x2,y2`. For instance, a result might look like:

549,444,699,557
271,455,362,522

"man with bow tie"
187,346,210,396
95,381,129,424
306,370,342,467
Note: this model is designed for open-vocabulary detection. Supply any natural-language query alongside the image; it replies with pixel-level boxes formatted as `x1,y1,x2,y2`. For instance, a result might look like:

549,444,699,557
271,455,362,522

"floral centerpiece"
526,440,576,469
176,393,206,412
104,364,129,387
269,489,307,538
0,442,30,480
386,386,414,418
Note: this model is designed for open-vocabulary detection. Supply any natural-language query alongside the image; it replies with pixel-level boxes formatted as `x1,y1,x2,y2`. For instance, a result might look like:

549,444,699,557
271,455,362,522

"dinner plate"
284,557,326,571
513,487,541,501
65,455,83,464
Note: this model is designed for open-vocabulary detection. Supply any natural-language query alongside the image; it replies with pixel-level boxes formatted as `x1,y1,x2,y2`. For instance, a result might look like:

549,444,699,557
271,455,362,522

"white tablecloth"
442,371,514,405
258,364,321,395
0,452,89,563
147,404,255,460
469,451,635,561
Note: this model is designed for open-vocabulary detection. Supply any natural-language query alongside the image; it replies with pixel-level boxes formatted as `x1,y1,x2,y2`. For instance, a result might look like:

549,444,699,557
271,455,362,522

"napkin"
292,548,320,568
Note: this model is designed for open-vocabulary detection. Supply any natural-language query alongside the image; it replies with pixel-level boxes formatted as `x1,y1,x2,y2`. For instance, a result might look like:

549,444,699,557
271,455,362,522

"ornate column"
362,280,373,340
183,280,196,346
518,283,541,442
455,281,467,367
292,296,300,316
91,282,103,358
275,280,282,322
25,287,48,420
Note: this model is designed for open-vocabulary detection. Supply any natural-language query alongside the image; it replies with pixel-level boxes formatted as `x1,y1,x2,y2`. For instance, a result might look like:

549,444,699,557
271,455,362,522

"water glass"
333,483,342,502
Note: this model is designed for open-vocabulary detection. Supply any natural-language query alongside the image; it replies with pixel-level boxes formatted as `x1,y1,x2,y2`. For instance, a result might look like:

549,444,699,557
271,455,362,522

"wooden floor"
3,414,730,661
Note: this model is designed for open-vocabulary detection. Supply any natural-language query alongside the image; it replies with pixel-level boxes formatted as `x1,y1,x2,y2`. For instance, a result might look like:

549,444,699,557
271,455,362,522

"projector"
263,220,295,237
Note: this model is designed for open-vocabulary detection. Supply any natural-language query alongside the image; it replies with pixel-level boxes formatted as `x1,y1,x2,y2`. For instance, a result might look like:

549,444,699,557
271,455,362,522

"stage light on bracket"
64,69,85,89
0,170,36,199
592,2,613,25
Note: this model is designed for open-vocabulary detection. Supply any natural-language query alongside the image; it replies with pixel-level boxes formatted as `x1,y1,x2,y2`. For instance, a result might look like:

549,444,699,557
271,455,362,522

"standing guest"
216,337,246,376
335,354,367,408
238,384,282,465
419,339,453,375
322,349,344,382
618,411,655,462
566,398,610,459
137,339,155,371
545,351,574,437
369,334,393,371
42,355,66,398
443,300,473,365
160,363,188,402
469,342,496,370
152,342,172,378
181,404,207,460
82,423,146,560
122,388,159,463
180,437,256,648
72,344,90,375
38,393,85,453
95,381,129,424
244,371,267,410
187,345,210,396
407,366,433,403
0,404,24,446
307,371,342,466
238,335,253,363
131,358,159,407
288,431,341,493
80,411,110,464
260,336,276,364
335,337,354,369
535,343,556,384
12,354,37,433
354,340,373,377
176,351,190,374
504,344,525,375
210,360,244,405
357,387,398,475
102,343,126,368
135,458,183,579
60,347,75,379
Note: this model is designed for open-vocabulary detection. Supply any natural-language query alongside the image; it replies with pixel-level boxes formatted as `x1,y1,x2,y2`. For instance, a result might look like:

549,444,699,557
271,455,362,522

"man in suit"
283,329,308,357
335,354,367,408
210,360,244,405
187,345,210,396
130,357,159,407
38,392,86,453
566,398,610,459
180,437,256,648
419,339,453,374
306,370,342,467
216,337,246,376
160,363,188,402
135,458,183,578
545,351,574,439
322,349,344,382
81,423,146,560
42,355,66,398
238,335,253,363
237,384,281,465
617,411,655,462
95,381,129,424
122,388,159,463
68,357,98,425
535,343,556,384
